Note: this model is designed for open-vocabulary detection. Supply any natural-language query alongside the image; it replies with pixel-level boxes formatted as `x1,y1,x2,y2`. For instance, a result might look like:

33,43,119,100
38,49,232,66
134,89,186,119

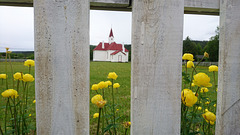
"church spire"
109,28,114,44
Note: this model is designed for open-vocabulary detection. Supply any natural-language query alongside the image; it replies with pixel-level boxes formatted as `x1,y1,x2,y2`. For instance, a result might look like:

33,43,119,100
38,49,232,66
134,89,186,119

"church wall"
93,50,107,61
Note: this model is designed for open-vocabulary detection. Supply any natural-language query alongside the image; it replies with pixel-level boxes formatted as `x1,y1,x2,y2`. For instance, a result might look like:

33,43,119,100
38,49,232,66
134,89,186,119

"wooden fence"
0,0,239,134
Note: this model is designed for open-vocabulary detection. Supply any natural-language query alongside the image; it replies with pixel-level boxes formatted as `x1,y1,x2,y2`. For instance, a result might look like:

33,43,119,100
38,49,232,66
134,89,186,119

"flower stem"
8,54,15,88
124,128,128,135
96,108,102,135
0,125,3,135
111,79,117,135
208,121,211,135
5,98,9,134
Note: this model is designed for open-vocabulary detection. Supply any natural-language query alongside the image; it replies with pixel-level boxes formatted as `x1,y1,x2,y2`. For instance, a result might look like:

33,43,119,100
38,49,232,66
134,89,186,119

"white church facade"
93,29,129,62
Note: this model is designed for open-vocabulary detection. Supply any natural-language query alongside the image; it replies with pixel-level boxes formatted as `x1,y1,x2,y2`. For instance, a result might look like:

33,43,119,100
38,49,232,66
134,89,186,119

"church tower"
108,28,114,44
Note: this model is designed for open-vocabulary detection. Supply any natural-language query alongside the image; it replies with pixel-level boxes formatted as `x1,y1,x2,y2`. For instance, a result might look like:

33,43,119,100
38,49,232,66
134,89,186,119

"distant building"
93,28,129,62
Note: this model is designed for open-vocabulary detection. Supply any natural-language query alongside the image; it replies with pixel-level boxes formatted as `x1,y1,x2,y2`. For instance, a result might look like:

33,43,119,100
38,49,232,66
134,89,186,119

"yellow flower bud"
197,106,202,110
105,81,112,86
93,113,99,118
98,81,107,89
209,65,218,72
202,111,216,122
107,72,118,80
200,87,209,93
91,84,99,90
29,114,32,117
193,73,212,87
182,53,194,61
205,101,210,105
23,74,35,82
33,100,36,103
24,59,35,67
213,104,216,107
13,72,23,80
96,100,107,108
1,89,18,98
181,89,198,107
0,74,7,79
205,109,209,112
113,83,120,88
187,61,194,68
204,52,209,58
123,121,131,128
91,94,103,104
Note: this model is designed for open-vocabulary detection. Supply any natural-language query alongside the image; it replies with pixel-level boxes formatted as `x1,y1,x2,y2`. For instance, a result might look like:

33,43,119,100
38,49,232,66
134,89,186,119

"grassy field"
0,61,217,134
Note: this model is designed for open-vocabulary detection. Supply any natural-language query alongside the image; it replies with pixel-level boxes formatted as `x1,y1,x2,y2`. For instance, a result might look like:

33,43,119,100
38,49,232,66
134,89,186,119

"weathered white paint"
215,0,240,134
34,0,89,134
0,0,220,14
131,0,184,134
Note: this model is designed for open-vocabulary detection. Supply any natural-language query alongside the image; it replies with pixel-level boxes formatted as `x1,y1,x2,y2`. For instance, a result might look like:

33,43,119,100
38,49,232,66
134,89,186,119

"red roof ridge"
110,50,126,55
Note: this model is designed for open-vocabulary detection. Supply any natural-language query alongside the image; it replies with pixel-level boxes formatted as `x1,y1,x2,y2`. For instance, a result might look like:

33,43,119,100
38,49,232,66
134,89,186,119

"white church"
93,28,129,62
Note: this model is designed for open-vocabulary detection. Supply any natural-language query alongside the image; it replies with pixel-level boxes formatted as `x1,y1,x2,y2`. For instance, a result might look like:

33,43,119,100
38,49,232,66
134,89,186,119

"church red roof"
110,50,126,55
93,42,129,52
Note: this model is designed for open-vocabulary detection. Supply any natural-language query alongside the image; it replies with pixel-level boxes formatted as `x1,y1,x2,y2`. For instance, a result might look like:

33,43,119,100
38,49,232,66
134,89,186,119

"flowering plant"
181,52,218,135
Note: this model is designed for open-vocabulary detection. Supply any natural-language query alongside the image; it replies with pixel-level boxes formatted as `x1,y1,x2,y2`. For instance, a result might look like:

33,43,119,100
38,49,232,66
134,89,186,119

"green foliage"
183,37,199,59
203,28,219,62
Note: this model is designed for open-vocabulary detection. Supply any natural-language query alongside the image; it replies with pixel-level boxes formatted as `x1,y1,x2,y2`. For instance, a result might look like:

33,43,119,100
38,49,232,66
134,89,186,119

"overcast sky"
0,6,219,52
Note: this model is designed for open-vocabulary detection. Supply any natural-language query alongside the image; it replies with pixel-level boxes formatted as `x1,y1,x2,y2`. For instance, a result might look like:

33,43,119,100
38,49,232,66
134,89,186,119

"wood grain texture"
34,0,89,134
215,0,240,134
131,0,184,134
0,0,220,14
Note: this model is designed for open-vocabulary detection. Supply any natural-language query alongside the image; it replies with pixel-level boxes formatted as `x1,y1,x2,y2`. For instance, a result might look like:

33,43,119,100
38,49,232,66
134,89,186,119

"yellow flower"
0,74,7,79
105,81,112,86
7,51,12,54
33,100,36,103
1,89,18,98
191,83,195,87
93,113,99,118
29,114,32,117
205,101,210,105
213,104,216,107
98,81,107,89
209,65,218,72
107,72,118,80
202,111,216,122
197,106,202,110
193,73,212,87
181,89,198,107
96,100,107,108
204,52,209,58
24,59,35,67
5,47,9,51
205,109,209,112
200,87,209,93
182,53,194,61
13,72,23,80
123,121,131,128
116,109,119,112
91,84,99,91
113,83,120,88
91,94,103,104
206,120,215,125
187,61,194,68
23,74,35,82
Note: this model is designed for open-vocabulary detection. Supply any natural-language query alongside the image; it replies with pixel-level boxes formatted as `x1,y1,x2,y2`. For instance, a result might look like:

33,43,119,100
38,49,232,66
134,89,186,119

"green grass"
0,61,217,134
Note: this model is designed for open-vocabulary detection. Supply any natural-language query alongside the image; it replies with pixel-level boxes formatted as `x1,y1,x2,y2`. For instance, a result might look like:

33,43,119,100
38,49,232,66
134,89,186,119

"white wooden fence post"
34,0,89,134
216,0,240,134
131,0,184,134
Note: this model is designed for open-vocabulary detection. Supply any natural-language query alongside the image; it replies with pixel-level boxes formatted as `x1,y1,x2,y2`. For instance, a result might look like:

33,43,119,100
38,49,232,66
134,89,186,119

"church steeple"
108,28,114,44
